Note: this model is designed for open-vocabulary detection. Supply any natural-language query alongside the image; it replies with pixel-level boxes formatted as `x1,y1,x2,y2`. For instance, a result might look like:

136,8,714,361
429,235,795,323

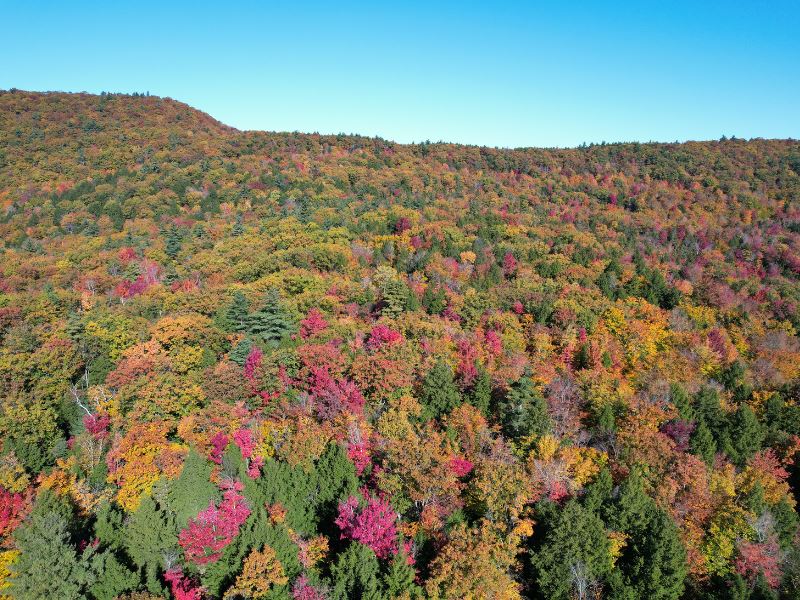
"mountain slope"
0,90,799,599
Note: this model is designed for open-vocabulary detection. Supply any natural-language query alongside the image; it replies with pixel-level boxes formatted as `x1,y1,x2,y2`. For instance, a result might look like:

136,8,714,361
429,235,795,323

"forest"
0,89,799,599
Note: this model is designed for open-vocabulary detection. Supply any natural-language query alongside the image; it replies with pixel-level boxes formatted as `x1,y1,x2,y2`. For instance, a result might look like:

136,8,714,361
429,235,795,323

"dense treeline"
0,89,799,599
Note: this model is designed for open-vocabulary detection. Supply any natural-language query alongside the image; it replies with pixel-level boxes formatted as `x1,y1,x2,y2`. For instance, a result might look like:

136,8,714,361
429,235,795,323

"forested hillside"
1,89,800,599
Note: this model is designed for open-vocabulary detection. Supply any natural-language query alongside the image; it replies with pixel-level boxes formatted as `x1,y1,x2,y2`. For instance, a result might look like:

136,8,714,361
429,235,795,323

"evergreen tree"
245,288,295,343
381,278,412,318
330,542,383,600
603,471,688,600
10,510,94,599
694,387,731,452
229,337,254,366
165,225,181,259
531,500,612,600
420,359,461,420
780,543,800,599
496,375,550,441
225,291,250,333
231,212,244,236
750,573,779,600
201,188,221,214
771,497,799,549
94,500,126,551
670,383,694,421
166,449,220,526
88,550,139,600
422,284,446,315
123,495,177,594
727,404,765,466
583,466,613,513
384,549,421,598
467,368,492,416
690,420,717,466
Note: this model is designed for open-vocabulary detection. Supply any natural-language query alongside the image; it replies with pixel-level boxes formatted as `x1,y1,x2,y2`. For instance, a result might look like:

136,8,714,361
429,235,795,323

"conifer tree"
531,500,612,600
420,359,462,420
603,471,688,600
385,549,420,598
330,542,382,600
690,420,717,466
88,550,139,600
497,375,550,440
165,225,182,259
245,288,294,343
166,449,220,527
224,291,250,333
10,509,94,599
422,284,446,315
468,368,492,416
728,404,765,466
231,213,244,236
229,337,254,366
123,495,177,594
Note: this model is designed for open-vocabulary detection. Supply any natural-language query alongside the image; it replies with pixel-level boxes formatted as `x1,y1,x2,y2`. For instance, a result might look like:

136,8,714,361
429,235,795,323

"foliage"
0,90,799,598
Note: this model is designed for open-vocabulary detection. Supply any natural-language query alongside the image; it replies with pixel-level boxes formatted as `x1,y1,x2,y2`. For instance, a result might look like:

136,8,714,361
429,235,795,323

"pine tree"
88,550,139,600
422,284,446,315
727,404,765,466
670,383,694,421
420,359,462,420
603,471,687,600
751,573,779,600
330,542,382,600
245,288,294,343
201,188,221,214
231,213,244,236
381,278,411,318
123,495,177,593
94,500,126,551
223,291,250,333
497,375,550,441
9,510,94,599
165,225,181,259
583,466,613,513
229,337,254,366
468,368,492,416
166,449,220,526
690,420,717,466
384,550,420,598
531,500,612,600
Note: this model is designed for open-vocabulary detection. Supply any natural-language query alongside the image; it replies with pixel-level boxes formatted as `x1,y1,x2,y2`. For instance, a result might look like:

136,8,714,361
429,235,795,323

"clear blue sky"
2,1,799,148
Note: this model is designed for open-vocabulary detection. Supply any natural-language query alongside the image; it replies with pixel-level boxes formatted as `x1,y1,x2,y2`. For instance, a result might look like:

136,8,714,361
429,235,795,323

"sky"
2,1,799,148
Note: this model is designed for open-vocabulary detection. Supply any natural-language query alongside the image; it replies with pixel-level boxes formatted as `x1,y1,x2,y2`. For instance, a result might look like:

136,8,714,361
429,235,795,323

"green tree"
164,225,181,259
690,420,717,466
166,449,219,526
385,549,421,598
10,511,94,599
467,368,492,416
496,375,550,441
229,337,254,366
603,472,687,600
224,291,250,333
422,284,446,315
531,500,612,600
727,404,764,466
231,212,244,236
88,550,139,600
245,288,295,343
420,359,461,420
330,542,382,600
123,495,177,594
381,278,413,318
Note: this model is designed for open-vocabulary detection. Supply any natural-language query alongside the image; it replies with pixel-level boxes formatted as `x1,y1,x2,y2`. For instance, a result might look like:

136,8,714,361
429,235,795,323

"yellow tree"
224,545,288,599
